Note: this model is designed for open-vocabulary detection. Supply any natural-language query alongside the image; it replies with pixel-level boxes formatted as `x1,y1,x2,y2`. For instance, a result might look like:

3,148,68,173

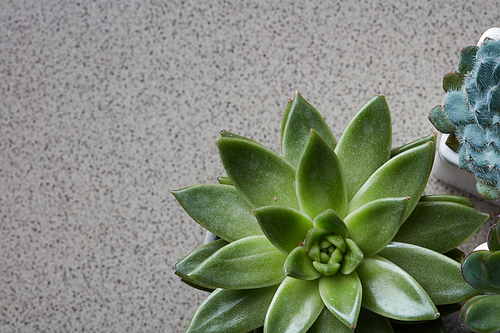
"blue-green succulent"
429,38,500,200
174,92,488,332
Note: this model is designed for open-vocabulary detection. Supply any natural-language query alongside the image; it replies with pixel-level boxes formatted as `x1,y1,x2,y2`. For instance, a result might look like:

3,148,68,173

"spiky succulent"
460,222,500,333
429,37,500,200
174,92,488,333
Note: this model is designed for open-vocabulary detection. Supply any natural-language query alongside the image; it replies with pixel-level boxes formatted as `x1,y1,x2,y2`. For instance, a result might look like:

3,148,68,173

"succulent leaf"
458,45,479,75
488,224,500,252
307,308,354,333
264,277,324,333
390,133,437,157
443,71,464,92
188,235,286,289
217,176,233,185
283,246,322,280
218,137,299,210
312,209,350,238
334,95,392,200
344,197,409,257
393,201,488,253
353,308,394,333
318,273,362,329
461,250,500,292
281,92,337,167
460,295,500,333
175,239,229,291
172,184,262,241
428,105,457,134
418,194,474,208
340,238,364,275
185,286,279,333
348,141,434,221
296,129,347,218
253,206,313,255
379,242,479,305
356,255,439,321
482,251,500,288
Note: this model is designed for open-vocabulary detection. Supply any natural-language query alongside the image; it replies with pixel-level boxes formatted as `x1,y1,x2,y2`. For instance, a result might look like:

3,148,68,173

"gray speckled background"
1,1,499,332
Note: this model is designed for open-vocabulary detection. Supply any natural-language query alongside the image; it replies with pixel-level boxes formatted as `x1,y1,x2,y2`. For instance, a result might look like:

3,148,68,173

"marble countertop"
1,1,499,332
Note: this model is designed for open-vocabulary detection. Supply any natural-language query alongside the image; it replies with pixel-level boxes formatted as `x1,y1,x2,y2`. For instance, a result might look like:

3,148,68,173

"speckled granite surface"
1,1,499,332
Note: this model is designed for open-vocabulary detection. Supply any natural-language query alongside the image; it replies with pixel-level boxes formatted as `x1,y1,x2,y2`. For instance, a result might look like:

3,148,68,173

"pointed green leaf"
356,255,439,321
189,235,286,289
335,95,392,200
218,137,299,209
354,308,393,333
313,209,349,238
391,133,437,157
297,129,347,218
284,246,321,280
379,242,479,305
254,206,313,255
340,239,364,275
319,272,362,329
281,92,337,167
175,239,229,291
482,251,500,288
185,286,279,333
348,142,435,222
418,194,474,208
462,250,500,292
344,197,409,257
217,176,233,185
281,98,294,147
265,277,324,333
393,201,488,253
172,184,262,242
461,295,500,333
308,308,354,333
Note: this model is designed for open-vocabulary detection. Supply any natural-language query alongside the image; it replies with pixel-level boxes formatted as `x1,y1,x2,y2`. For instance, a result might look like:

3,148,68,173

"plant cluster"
174,93,488,333
460,222,500,333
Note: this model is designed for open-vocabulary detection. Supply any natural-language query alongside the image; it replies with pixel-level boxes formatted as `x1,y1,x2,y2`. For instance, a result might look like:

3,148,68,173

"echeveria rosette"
460,222,500,333
174,92,488,333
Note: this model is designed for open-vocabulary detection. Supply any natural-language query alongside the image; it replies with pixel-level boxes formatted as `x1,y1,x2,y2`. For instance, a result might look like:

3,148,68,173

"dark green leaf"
379,242,479,304
418,194,473,208
296,129,347,218
458,45,478,76
308,308,354,333
313,209,349,238
175,239,228,291
265,277,324,332
284,246,321,280
335,95,392,200
281,92,337,167
348,142,434,222
185,286,279,333
319,273,362,329
172,184,262,241
344,197,409,257
189,235,286,289
482,251,500,288
217,137,299,209
356,255,438,321
488,224,500,252
462,251,500,292
340,238,364,275
461,295,500,333
393,201,488,253
443,71,464,92
354,308,393,333
254,206,312,255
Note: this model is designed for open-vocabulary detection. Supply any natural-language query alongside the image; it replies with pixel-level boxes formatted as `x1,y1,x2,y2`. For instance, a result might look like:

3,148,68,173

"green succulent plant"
174,92,488,333
460,222,500,333
428,38,500,200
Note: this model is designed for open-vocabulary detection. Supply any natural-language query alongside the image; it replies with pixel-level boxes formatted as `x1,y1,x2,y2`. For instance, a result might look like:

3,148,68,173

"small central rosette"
284,209,364,280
